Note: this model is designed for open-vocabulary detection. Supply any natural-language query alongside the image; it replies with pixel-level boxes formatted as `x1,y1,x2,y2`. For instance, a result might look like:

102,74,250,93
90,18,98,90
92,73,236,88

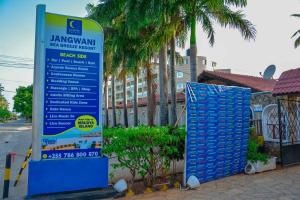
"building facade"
108,56,207,103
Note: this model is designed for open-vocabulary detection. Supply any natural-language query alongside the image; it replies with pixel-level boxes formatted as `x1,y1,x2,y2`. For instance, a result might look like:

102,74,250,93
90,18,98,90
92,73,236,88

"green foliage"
167,126,186,161
0,83,9,109
0,96,9,109
103,126,186,186
247,138,268,164
249,127,256,139
0,107,11,122
0,83,12,122
13,85,33,120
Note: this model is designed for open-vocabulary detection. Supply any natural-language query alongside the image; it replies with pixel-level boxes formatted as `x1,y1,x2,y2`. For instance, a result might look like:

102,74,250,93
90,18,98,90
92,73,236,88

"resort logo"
67,19,82,35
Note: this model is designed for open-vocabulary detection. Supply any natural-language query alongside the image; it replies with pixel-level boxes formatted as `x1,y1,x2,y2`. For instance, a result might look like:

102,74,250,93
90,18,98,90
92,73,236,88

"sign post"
32,4,45,161
28,4,108,196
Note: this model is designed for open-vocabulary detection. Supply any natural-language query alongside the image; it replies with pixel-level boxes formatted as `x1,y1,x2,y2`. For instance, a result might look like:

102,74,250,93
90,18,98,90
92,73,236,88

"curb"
25,187,117,200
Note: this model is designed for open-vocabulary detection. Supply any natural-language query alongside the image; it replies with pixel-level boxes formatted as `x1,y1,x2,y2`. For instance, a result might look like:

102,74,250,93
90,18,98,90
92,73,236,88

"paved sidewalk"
125,165,300,200
0,120,32,199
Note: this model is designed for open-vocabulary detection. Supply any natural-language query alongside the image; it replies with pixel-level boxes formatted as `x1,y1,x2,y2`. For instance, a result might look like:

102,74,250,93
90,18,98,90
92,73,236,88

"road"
0,119,32,199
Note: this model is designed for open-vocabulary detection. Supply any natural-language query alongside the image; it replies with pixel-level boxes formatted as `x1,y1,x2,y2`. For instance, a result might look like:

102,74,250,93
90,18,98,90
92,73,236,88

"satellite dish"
262,65,276,79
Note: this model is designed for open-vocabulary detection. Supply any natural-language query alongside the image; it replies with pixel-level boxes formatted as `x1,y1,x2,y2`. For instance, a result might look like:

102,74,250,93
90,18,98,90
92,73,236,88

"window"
176,82,184,91
212,61,217,68
176,71,184,78
116,94,121,99
127,91,132,97
184,58,189,65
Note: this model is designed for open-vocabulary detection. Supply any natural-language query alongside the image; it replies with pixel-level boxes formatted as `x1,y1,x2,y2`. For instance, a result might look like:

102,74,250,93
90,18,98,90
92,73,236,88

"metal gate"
278,99,300,166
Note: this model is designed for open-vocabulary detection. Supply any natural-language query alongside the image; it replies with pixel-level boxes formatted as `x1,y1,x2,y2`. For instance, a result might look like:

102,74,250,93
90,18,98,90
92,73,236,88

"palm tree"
125,0,184,126
168,45,185,126
169,35,177,126
291,14,300,48
122,73,129,127
126,39,158,127
87,1,128,127
168,13,189,126
183,0,256,82
87,3,115,127
158,46,169,125
103,75,109,127
102,34,113,127
88,0,181,126
111,74,117,127
112,41,129,128
132,70,139,127
145,61,156,126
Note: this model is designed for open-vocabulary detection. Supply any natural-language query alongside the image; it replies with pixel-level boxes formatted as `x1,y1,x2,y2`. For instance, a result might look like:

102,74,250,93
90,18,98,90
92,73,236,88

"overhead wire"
0,54,34,70
0,54,33,61
0,65,33,69
3,90,16,93
0,78,32,83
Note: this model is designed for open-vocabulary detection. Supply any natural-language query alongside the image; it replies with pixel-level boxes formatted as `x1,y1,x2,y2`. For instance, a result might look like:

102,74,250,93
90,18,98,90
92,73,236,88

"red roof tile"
199,71,277,92
272,68,300,96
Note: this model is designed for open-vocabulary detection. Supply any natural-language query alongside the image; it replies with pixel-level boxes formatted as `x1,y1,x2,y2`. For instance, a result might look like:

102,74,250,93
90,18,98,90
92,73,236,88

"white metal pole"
32,4,46,161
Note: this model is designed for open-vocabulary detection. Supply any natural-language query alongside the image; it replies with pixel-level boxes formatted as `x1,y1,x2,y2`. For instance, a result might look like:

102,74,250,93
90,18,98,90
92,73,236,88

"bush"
166,126,186,161
249,127,256,139
103,126,186,186
247,138,268,164
0,108,11,122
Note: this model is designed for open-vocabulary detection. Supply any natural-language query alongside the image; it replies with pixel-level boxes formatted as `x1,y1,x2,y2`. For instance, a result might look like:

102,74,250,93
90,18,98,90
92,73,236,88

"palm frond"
224,0,247,7
294,36,300,48
211,6,256,41
292,29,300,38
198,12,215,45
291,14,300,18
290,14,300,48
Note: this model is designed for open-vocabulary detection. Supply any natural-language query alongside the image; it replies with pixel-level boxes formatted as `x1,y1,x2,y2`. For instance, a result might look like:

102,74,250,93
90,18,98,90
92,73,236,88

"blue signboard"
40,13,103,160
28,6,108,196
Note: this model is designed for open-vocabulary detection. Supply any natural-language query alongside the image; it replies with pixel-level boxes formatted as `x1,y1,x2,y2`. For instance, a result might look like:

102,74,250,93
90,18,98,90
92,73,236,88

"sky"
0,0,299,110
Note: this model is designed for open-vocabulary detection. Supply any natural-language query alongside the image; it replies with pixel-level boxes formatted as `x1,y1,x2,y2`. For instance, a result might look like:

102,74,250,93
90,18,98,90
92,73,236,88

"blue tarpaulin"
184,82,251,184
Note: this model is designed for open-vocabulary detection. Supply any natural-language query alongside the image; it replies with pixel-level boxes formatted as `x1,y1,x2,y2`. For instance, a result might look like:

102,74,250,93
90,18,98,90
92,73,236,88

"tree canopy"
13,85,33,120
0,83,11,122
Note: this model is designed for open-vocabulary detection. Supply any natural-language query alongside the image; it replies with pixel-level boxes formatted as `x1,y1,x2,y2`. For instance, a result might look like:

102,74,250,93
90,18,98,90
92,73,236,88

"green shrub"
0,108,11,122
249,127,256,139
247,138,268,164
167,126,186,161
103,126,186,186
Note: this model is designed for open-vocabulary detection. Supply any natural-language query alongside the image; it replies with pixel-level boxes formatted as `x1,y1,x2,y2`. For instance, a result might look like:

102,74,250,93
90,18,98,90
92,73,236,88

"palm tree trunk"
122,76,128,127
159,44,169,126
146,61,155,126
104,76,109,127
169,35,177,126
190,15,197,82
111,75,117,127
133,73,138,126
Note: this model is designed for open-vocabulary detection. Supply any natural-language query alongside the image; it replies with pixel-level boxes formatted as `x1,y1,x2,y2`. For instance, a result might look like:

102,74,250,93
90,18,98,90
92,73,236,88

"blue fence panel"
185,82,250,184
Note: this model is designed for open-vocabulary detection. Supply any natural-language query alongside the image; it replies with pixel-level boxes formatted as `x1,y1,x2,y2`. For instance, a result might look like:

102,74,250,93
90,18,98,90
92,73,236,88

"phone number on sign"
43,151,100,159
